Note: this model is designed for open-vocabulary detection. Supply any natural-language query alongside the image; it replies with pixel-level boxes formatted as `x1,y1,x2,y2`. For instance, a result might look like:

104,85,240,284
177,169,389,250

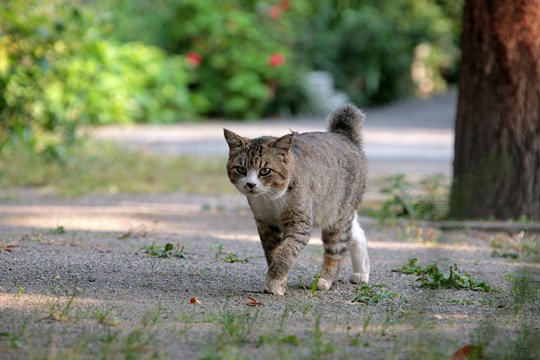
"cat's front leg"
263,216,312,295
255,221,282,267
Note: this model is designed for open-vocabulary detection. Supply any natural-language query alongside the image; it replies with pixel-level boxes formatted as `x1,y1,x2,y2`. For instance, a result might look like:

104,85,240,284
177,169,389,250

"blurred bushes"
0,0,462,154
296,0,460,105
0,0,192,155
99,0,304,119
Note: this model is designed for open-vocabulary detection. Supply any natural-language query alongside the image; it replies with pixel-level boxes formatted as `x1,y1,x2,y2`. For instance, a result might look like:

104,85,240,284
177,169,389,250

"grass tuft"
0,141,230,196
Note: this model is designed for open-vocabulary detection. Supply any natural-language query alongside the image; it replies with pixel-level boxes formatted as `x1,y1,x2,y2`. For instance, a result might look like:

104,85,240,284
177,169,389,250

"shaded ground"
1,191,538,359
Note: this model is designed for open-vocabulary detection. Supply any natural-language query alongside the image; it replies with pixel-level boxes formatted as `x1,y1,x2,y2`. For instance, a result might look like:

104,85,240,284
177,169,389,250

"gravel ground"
1,191,538,359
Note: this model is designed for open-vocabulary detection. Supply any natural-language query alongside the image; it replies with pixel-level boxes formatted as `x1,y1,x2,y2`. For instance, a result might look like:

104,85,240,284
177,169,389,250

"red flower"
186,51,202,67
268,53,286,67
267,5,282,20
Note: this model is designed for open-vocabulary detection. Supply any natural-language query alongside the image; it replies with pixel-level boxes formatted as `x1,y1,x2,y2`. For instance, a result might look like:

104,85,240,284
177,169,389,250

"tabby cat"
224,104,369,295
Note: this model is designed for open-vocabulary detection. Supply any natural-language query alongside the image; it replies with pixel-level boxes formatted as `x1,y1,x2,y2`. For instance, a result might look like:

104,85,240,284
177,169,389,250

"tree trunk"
450,0,540,220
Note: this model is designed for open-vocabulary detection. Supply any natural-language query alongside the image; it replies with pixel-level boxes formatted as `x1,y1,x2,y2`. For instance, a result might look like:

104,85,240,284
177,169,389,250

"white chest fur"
248,194,288,225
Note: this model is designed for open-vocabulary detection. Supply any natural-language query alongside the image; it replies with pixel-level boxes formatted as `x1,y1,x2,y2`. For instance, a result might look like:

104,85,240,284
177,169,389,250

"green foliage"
352,284,398,304
296,0,460,105
373,174,449,222
394,258,492,291
0,0,192,154
140,242,186,258
100,0,305,119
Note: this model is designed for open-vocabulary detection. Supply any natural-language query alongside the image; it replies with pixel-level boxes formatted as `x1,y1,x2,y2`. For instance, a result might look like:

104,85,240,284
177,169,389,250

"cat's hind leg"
349,213,370,284
318,217,353,291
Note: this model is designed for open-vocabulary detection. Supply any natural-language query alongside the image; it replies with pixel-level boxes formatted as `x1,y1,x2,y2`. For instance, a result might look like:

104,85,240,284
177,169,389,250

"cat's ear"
224,129,248,149
272,134,293,153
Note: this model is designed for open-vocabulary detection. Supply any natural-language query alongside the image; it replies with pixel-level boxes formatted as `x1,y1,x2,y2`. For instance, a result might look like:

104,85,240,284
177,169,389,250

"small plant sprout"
215,242,223,259
140,242,186,258
222,253,249,263
311,272,321,295
352,284,398,304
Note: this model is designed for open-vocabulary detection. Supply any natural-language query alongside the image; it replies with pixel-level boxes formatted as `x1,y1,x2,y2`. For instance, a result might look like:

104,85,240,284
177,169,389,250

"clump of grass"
491,231,539,262
48,225,67,235
365,173,449,222
92,307,119,326
352,284,398,305
215,242,250,263
223,253,249,263
393,258,491,291
47,290,78,321
0,141,230,196
140,242,186,258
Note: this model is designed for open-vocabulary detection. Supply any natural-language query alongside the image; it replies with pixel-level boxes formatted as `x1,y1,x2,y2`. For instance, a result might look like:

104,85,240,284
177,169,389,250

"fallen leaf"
0,243,17,252
244,296,263,306
189,297,201,304
452,344,484,360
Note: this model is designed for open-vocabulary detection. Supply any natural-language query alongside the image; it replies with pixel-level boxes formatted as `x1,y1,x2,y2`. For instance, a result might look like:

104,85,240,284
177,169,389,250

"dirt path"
1,191,538,359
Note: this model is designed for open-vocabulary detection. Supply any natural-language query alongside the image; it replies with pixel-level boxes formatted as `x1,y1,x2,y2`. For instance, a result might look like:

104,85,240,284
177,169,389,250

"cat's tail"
327,104,365,146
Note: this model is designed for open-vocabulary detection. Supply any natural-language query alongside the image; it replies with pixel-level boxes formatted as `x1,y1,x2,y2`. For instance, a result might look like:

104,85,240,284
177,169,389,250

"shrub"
99,0,306,119
0,0,192,155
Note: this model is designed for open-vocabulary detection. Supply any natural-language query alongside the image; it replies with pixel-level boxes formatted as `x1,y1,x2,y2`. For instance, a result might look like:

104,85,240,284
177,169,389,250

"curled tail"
327,104,365,145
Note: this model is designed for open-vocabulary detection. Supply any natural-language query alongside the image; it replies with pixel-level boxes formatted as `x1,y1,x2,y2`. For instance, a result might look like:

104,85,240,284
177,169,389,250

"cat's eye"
236,166,247,175
259,168,271,176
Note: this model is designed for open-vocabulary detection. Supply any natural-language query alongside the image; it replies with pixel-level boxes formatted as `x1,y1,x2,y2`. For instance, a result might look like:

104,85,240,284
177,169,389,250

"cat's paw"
316,278,333,291
349,272,369,284
263,276,287,296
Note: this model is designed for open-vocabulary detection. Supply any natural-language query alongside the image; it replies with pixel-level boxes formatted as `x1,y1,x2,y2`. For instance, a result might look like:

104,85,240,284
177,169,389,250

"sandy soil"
1,190,538,359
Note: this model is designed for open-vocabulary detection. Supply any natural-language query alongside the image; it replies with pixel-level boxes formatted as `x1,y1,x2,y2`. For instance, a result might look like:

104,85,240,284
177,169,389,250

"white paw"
349,272,369,284
316,278,333,291
263,276,287,296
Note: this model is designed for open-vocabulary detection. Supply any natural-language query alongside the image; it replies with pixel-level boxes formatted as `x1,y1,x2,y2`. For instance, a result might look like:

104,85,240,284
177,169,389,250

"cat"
223,104,369,295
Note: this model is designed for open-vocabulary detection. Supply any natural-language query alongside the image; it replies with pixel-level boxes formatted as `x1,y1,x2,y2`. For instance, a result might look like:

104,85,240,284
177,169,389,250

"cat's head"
224,129,293,199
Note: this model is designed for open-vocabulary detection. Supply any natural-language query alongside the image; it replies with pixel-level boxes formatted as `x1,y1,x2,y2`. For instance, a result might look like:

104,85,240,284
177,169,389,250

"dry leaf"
244,296,263,306
0,243,17,252
452,345,484,360
189,297,201,304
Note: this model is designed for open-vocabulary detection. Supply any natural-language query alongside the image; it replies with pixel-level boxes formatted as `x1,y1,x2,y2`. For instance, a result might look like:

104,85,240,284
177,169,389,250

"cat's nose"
246,183,256,189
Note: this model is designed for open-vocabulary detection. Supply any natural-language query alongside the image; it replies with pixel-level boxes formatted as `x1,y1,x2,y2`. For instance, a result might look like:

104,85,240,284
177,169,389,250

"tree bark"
450,0,540,220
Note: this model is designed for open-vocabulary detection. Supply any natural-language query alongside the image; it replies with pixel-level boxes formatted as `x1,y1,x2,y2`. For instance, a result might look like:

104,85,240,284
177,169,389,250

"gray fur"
224,104,369,295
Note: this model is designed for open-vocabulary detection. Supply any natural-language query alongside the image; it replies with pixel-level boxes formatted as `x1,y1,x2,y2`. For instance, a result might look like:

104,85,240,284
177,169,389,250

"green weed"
46,290,78,321
215,242,224,259
258,306,298,347
368,173,449,222
215,243,250,263
140,242,186,258
223,253,249,264
0,320,27,349
49,225,67,235
142,303,165,327
311,272,321,295
352,284,398,305
307,308,336,360
491,232,539,262
91,307,119,326
118,225,149,240
506,269,539,316
394,258,491,291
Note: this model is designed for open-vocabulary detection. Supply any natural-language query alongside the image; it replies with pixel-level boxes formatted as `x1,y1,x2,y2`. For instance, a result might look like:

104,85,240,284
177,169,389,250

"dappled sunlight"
0,292,105,312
